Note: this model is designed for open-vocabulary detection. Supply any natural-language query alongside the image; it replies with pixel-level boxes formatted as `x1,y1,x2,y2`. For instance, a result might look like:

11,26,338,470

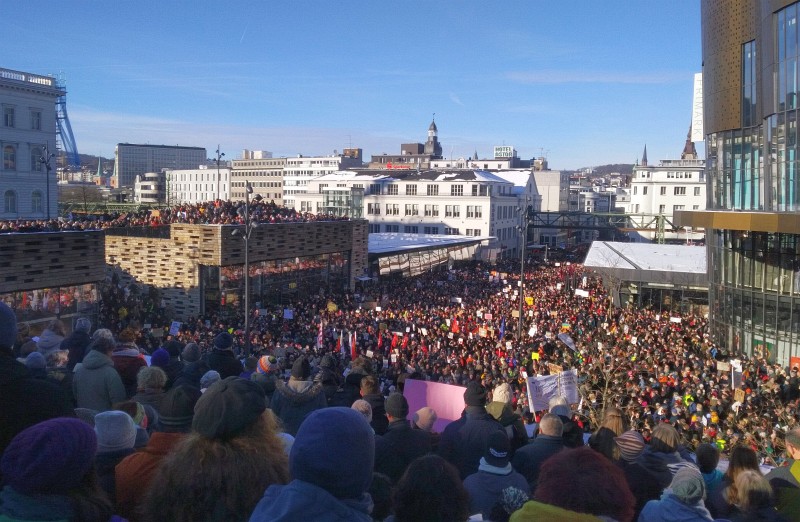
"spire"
473,150,478,160
429,113,437,133
681,124,697,160
96,159,103,179
641,145,648,167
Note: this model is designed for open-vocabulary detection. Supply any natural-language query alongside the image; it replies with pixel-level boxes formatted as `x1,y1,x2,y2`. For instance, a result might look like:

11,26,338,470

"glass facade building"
680,1,800,365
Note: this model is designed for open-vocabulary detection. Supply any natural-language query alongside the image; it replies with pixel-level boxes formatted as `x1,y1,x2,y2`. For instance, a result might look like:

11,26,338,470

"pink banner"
403,379,465,433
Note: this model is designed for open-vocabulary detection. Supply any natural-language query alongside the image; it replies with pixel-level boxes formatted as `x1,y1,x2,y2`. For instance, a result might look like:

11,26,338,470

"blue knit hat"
290,407,374,499
0,302,18,351
150,348,170,368
1,418,97,495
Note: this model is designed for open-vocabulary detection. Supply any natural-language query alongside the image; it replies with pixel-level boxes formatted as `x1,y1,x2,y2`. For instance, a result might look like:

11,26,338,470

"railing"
0,67,55,87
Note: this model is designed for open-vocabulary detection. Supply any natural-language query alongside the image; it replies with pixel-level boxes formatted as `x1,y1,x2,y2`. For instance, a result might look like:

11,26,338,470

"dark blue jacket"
439,406,504,479
249,480,373,522
374,419,432,483
511,434,564,488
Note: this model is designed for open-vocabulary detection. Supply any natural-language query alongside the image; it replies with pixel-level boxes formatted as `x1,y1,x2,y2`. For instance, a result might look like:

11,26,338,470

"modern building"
676,0,800,366
629,138,706,242
530,169,570,247
114,143,207,189
105,220,368,319
302,169,526,258
0,67,62,220
165,166,231,205
369,119,443,169
282,149,362,209
231,150,285,204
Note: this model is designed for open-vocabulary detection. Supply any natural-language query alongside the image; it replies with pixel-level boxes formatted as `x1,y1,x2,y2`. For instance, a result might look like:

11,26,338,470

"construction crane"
55,74,80,168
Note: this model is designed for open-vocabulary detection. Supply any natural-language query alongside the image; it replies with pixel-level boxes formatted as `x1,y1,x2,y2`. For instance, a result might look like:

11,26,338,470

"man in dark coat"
374,393,431,483
62,317,93,371
511,413,565,490
205,333,242,379
173,343,209,389
160,340,185,389
439,381,505,479
270,357,327,436
0,303,74,484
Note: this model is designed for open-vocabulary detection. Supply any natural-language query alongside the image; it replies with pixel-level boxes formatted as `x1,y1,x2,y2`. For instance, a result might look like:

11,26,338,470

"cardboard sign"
512,310,520,318
484,313,493,321
526,370,579,411
670,317,682,324
716,361,731,372
548,363,563,375
734,389,746,403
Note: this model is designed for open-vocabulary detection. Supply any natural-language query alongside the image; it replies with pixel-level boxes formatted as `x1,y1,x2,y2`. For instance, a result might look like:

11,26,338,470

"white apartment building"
0,67,62,220
165,166,231,205
231,152,285,205
301,169,526,257
630,158,706,242
568,187,617,243
114,143,207,189
134,172,165,204
283,149,363,209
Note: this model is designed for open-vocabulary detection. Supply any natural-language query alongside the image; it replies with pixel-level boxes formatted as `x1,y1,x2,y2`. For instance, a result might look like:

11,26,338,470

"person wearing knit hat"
141,378,289,522
464,430,529,519
72,335,127,413
200,369,221,392
150,347,170,368
439,380,505,479
23,351,47,378
206,332,242,379
94,410,138,501
413,406,438,432
351,399,373,424
249,407,375,521
257,354,277,374
173,342,210,390
181,342,200,363
160,340,186,389
486,382,528,452
0,418,116,521
375,393,431,483
63,317,93,370
269,356,327,436
640,466,714,521
615,429,645,462
115,385,202,521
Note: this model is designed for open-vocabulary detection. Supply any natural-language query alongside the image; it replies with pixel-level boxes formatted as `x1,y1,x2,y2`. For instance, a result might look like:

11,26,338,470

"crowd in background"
2,256,800,521
0,198,349,234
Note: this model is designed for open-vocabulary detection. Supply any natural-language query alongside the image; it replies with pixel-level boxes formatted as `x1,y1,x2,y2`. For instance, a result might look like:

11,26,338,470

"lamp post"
517,197,531,340
39,145,55,220
215,145,225,201
232,181,257,356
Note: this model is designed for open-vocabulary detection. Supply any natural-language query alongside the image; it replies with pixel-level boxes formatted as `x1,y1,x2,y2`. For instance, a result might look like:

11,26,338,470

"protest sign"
403,379,465,433
168,321,181,336
526,369,579,412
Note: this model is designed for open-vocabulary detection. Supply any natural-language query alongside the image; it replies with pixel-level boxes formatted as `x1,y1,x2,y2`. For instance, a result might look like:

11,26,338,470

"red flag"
351,331,357,360
451,318,460,333
402,336,409,349
336,335,341,354
377,334,383,349
391,334,399,349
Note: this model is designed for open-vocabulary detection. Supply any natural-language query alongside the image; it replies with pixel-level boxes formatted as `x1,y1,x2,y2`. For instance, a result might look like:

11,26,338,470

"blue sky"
5,1,702,170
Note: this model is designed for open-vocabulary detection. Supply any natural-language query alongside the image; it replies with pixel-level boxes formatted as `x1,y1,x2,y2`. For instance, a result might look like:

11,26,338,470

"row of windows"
2,144,47,171
2,190,44,214
369,183,495,197
632,186,702,196
3,106,42,130
366,223,482,236
365,203,485,218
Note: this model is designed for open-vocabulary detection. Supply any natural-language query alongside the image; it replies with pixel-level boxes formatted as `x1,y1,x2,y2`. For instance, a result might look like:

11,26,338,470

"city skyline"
5,1,701,170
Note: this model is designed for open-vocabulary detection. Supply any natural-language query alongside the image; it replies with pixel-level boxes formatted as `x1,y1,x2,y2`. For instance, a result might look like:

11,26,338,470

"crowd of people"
0,198,350,234
2,256,800,521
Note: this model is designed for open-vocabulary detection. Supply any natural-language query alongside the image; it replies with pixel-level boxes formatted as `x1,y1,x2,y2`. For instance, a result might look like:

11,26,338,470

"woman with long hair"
707,445,762,519
141,378,289,522
588,406,628,461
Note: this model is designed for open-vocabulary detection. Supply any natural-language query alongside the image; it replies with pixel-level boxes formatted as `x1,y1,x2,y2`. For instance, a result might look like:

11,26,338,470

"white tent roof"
584,241,707,286
368,233,491,255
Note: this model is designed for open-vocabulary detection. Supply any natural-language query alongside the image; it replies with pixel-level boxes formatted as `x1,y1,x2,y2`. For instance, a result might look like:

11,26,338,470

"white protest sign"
670,316,682,323
526,369,579,412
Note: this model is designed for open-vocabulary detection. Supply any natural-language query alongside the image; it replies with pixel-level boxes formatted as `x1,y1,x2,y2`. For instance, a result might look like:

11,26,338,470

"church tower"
424,116,443,158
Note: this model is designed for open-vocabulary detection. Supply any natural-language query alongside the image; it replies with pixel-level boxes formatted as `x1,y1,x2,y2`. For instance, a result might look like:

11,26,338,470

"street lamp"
517,196,531,340
215,145,225,201
231,181,261,357
39,146,55,220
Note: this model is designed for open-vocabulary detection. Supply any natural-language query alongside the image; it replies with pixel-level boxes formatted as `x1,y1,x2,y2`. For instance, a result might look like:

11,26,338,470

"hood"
276,379,324,405
641,493,714,521
36,330,64,352
80,349,113,370
113,342,140,357
251,481,373,522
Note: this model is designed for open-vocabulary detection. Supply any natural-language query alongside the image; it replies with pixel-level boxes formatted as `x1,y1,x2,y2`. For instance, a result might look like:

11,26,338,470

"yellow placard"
532,352,540,360
525,297,534,306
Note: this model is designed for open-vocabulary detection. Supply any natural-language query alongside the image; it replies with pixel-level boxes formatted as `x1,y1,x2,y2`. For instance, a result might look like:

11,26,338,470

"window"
466,229,482,236
386,224,399,233
451,184,463,196
404,226,419,233
633,186,637,195
30,147,42,172
386,204,399,215
658,204,666,213
404,204,418,216
367,203,381,215
673,205,685,213
694,187,701,196
424,226,438,234
674,187,686,195
444,227,460,235
406,184,417,196
3,145,16,170
424,204,439,217
660,186,666,196
445,205,460,217
369,184,381,195
473,206,482,218
693,205,700,210
643,187,648,195
32,191,43,213
472,185,478,196
467,205,475,218
387,184,398,195
31,111,41,130
479,185,489,196
369,224,381,233
3,107,14,128
4,190,17,213
427,184,438,196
